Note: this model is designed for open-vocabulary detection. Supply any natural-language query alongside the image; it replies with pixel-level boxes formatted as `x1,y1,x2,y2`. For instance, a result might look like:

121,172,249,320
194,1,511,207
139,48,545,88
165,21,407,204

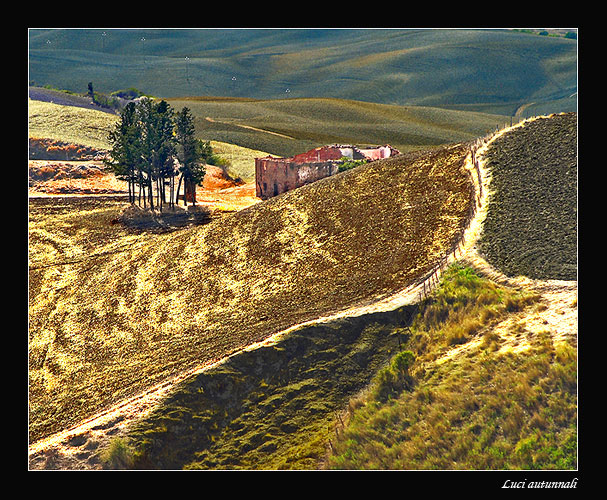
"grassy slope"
125,114,577,471
28,99,118,150
167,96,506,157
29,28,577,115
209,140,272,182
28,143,474,442
111,264,576,470
327,265,576,470
126,309,415,469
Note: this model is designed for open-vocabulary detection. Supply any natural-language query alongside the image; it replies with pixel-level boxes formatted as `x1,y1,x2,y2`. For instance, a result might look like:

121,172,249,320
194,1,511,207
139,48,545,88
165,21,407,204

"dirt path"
514,102,536,117
205,116,295,140
436,249,577,367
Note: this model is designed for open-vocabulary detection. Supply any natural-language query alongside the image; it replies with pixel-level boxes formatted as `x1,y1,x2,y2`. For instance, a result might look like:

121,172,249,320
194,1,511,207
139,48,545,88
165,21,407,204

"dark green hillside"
167,96,506,157
29,28,576,115
127,310,415,470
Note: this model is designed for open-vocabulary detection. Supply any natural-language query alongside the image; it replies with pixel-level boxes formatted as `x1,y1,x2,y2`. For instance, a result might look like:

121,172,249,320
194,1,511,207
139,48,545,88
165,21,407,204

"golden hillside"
28,99,118,150
29,143,473,442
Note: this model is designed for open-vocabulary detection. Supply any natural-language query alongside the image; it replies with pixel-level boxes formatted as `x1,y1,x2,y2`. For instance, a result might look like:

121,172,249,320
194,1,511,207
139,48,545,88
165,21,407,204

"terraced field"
28,143,474,443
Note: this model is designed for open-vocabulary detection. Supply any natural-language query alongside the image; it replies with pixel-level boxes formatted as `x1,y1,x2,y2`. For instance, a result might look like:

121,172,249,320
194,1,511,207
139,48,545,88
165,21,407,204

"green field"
29,28,577,116
167,96,509,157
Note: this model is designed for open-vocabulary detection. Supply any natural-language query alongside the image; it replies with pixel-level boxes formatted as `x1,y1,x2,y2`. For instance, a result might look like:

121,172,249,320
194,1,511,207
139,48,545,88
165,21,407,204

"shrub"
92,92,120,111
372,350,415,401
392,350,415,377
338,158,368,172
111,87,143,100
100,437,135,469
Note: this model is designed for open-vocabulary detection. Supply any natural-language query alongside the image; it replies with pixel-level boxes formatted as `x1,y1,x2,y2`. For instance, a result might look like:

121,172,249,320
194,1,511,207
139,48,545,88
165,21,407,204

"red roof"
291,146,344,163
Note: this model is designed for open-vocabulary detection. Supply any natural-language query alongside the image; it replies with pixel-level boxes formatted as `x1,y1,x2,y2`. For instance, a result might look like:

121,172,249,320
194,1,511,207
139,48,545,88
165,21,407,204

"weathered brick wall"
291,146,344,163
255,145,400,199
255,156,340,199
357,145,397,160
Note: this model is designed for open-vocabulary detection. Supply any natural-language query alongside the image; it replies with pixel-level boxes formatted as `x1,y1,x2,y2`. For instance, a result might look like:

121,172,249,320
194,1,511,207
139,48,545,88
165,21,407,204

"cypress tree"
105,102,142,204
175,107,206,206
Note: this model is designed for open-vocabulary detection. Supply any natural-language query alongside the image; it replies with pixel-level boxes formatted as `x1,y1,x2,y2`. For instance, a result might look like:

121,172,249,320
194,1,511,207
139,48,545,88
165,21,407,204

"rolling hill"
28,30,577,467
28,28,577,116
29,89,509,161
28,107,577,470
167,96,510,157
28,142,474,442
120,114,577,471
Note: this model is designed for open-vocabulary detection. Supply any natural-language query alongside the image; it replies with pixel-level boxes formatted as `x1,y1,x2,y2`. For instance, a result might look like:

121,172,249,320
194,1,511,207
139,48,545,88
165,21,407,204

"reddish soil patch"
29,159,260,210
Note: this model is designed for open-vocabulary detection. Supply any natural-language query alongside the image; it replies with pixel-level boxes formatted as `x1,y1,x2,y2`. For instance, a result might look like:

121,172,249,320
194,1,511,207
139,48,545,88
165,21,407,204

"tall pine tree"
106,100,212,211
175,107,206,206
136,98,176,211
105,101,142,204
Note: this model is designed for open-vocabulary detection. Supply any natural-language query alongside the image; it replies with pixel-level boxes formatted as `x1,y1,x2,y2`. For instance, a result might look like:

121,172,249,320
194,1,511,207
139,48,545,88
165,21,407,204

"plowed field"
477,113,577,280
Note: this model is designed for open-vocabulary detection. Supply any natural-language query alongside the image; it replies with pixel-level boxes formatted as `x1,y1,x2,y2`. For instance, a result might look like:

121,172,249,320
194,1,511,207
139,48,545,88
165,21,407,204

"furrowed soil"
477,113,577,280
28,143,474,445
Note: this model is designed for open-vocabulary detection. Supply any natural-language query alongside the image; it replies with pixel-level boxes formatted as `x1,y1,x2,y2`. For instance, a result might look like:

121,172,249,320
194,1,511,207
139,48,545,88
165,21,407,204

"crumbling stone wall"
255,156,339,199
255,144,400,199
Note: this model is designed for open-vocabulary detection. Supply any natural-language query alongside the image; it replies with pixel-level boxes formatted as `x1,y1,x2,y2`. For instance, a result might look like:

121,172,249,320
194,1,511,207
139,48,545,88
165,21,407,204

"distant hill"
167,96,510,157
28,28,577,116
29,89,510,160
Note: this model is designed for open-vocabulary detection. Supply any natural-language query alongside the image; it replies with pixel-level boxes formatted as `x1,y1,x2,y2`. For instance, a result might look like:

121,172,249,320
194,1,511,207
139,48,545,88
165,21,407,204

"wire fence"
413,123,513,303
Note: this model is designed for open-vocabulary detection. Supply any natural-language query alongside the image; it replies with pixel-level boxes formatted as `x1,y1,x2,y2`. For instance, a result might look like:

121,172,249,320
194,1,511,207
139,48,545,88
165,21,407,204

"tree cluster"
105,98,209,211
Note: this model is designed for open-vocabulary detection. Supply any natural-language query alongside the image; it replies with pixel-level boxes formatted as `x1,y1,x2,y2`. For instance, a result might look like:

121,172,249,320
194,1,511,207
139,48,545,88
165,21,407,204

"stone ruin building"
255,144,400,199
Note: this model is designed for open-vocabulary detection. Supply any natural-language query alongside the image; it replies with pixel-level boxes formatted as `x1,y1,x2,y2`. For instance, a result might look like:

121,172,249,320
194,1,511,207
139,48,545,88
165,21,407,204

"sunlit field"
29,143,474,442
28,99,118,150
